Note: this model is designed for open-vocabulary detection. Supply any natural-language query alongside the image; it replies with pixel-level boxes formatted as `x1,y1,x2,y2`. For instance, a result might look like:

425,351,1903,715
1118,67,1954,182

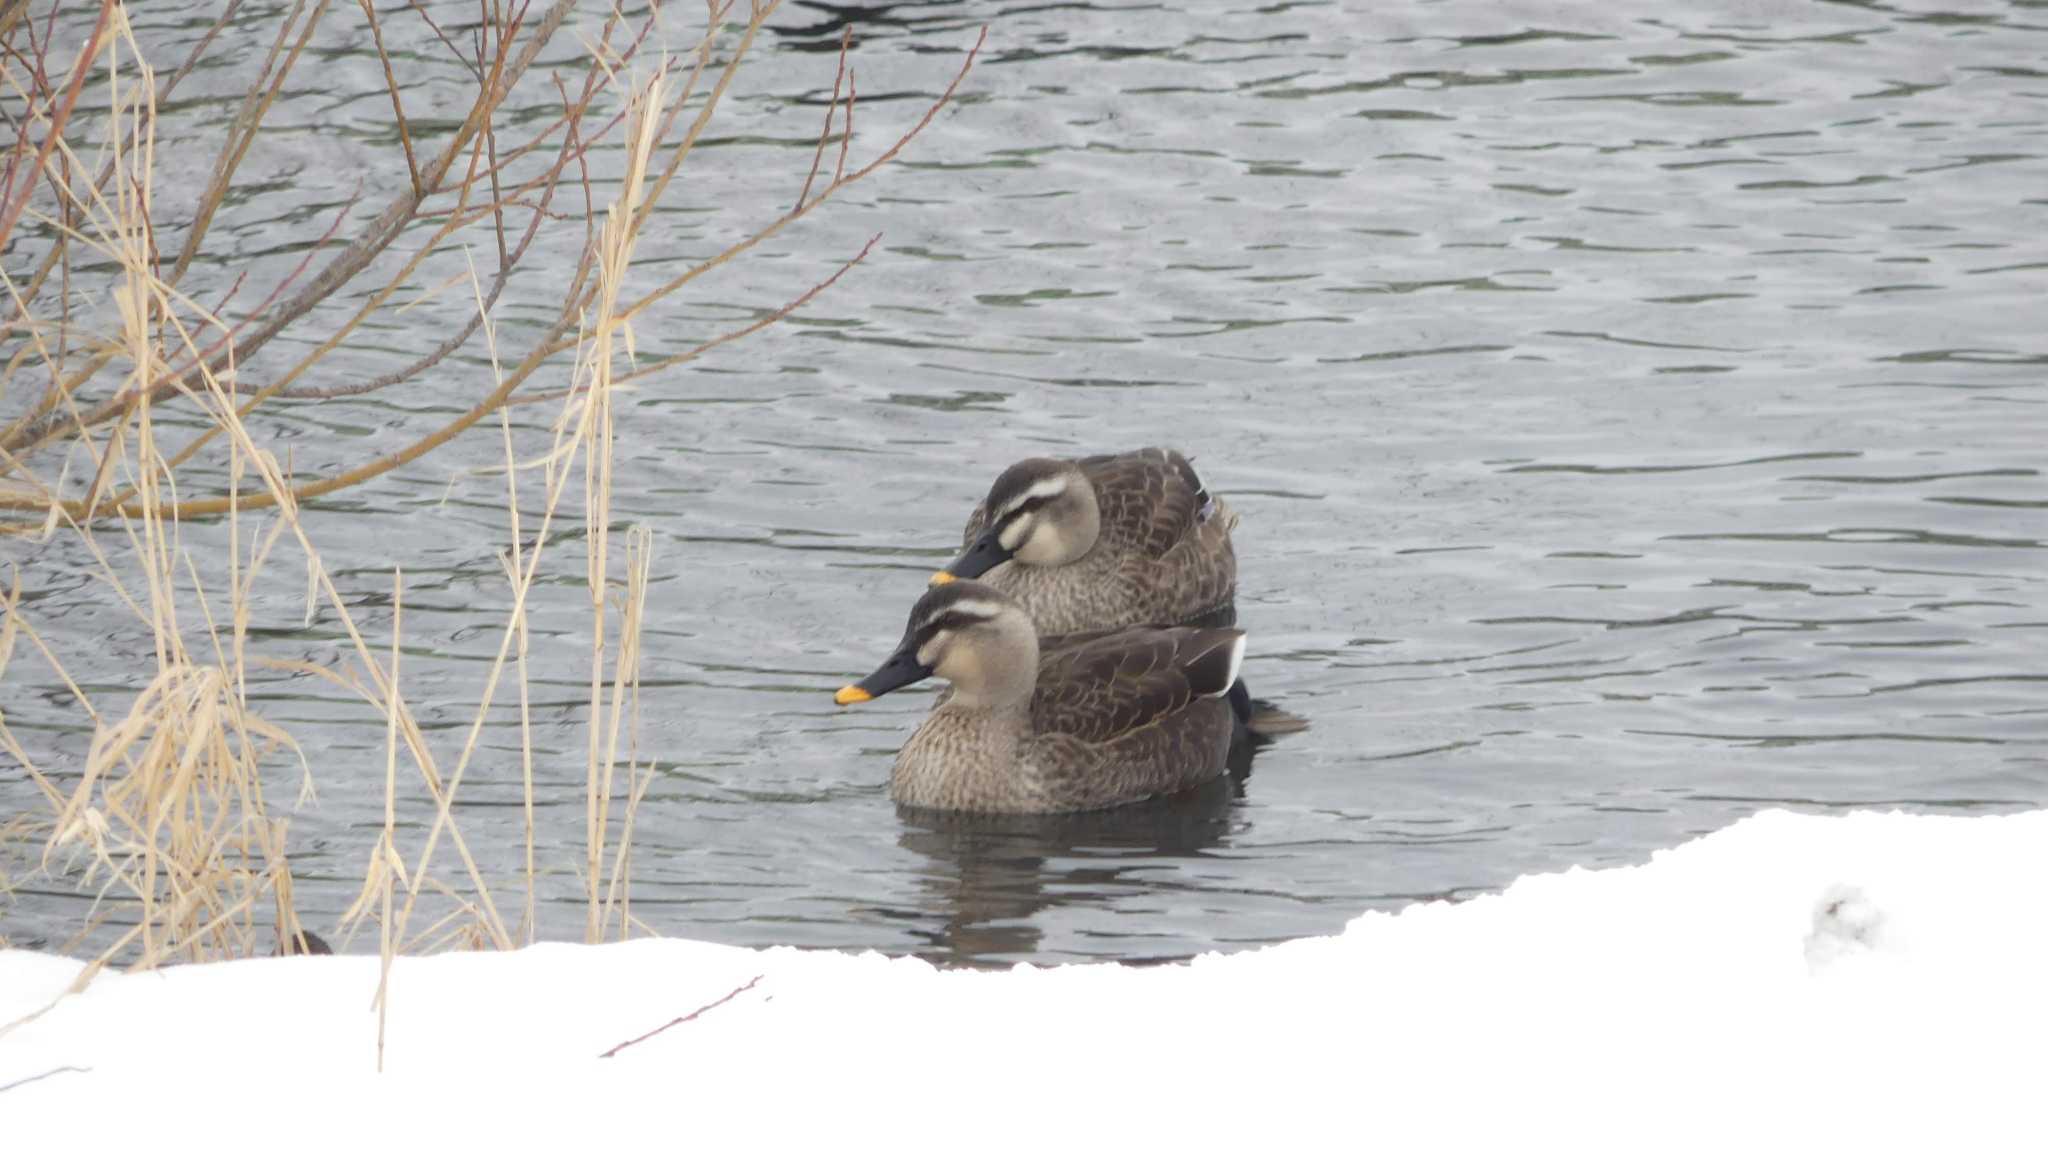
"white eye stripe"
995,476,1069,518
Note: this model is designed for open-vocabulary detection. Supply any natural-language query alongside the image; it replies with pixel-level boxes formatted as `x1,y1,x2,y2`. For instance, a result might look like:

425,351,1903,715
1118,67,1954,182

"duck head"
835,580,1041,708
931,457,1101,586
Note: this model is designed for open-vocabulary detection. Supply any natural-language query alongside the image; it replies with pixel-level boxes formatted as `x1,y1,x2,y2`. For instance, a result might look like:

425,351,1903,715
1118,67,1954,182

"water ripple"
8,0,2045,967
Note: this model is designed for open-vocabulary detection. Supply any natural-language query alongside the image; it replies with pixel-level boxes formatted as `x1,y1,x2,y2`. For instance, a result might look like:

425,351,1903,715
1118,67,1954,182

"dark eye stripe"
913,609,1000,646
996,495,1053,526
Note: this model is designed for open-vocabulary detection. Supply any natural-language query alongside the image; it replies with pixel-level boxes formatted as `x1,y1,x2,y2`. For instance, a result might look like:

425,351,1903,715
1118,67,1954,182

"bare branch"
796,26,851,211
358,0,422,196
837,67,855,186
0,13,982,528
270,120,571,401
155,0,245,98
615,232,879,387
597,975,764,1059
165,0,330,288
620,24,987,329
1,0,579,463
406,0,478,81
2,0,245,331
0,0,112,254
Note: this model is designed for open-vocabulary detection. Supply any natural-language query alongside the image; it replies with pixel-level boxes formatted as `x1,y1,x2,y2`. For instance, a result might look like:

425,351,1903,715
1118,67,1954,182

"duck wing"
1033,626,1245,744
1080,447,1219,560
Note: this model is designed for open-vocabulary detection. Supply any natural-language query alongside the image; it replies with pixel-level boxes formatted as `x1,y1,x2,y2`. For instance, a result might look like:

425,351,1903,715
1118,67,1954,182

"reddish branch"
0,15,986,527
615,232,882,387
173,187,363,381
0,0,112,254
514,230,885,408
597,974,764,1059
358,0,421,196
797,27,853,211
837,69,856,185
268,147,563,400
0,0,584,461
1,0,246,334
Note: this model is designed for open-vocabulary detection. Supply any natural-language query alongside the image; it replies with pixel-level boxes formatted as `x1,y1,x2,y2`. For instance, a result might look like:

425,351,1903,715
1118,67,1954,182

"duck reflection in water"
890,736,1255,967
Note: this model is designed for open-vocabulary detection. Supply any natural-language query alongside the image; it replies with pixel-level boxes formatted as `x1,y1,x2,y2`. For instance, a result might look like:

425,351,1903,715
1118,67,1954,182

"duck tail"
1243,699,1309,738
1227,678,1309,740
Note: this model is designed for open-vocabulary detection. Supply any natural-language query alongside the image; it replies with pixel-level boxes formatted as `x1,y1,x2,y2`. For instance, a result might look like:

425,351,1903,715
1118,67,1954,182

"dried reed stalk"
0,0,983,1012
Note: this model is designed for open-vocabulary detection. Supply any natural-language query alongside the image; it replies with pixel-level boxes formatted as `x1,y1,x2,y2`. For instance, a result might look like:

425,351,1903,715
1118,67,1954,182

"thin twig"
0,0,111,254
176,184,362,376
228,76,572,407
0,1064,93,1094
155,0,244,97
268,155,554,400
358,0,421,195
597,975,764,1059
0,0,577,463
796,26,849,210
836,67,855,185
165,0,329,288
6,182,361,449
0,0,638,461
1,0,243,334
407,0,478,80
0,16,982,529
0,0,241,378
14,28,585,497
619,23,985,329
615,231,879,387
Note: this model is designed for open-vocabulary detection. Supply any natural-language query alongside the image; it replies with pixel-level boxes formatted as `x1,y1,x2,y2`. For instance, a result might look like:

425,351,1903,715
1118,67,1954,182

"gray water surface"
3,0,2045,966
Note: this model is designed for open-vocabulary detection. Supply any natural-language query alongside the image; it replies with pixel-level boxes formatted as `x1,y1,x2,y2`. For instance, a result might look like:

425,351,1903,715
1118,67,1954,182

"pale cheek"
917,635,947,667
935,644,980,684
1014,526,1066,565
997,517,1030,553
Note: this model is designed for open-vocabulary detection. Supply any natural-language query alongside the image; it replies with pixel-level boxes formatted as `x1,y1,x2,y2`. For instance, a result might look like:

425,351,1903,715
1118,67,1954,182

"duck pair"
835,448,1251,815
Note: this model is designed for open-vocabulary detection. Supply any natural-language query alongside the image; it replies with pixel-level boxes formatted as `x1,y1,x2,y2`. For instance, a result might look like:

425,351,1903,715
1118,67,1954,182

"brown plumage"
941,448,1238,637
835,581,1244,814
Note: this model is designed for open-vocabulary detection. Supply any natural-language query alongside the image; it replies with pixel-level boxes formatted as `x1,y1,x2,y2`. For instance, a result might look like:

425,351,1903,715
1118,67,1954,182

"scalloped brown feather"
959,447,1238,636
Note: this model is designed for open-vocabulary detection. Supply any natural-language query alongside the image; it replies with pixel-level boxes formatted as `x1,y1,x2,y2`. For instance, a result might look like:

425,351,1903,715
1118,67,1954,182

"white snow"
4,808,2044,1145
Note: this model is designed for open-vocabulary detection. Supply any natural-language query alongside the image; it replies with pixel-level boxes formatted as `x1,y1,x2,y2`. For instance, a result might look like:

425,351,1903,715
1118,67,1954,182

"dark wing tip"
1182,630,1246,698
1158,449,1217,520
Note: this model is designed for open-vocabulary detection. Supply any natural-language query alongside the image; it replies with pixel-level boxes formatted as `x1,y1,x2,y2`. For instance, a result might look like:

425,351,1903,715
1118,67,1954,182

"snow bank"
4,809,2044,1145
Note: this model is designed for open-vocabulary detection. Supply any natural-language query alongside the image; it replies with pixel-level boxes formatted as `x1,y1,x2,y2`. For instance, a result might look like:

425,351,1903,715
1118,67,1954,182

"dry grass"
0,0,983,1008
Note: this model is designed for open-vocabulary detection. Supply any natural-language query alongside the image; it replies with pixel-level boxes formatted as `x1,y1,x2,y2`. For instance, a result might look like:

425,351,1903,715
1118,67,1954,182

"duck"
834,580,1246,814
932,447,1237,637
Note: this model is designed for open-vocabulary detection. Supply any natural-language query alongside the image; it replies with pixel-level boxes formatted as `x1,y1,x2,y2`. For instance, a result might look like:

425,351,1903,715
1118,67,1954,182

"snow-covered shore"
4,808,2043,1145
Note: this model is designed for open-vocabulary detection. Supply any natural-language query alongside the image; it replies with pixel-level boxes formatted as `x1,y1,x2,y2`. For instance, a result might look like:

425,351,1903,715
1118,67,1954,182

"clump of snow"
3,809,2042,1144
1805,883,1888,971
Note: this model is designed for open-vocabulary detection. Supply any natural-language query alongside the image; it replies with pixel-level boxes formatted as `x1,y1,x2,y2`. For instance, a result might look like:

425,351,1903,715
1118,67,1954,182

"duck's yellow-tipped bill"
928,570,957,587
835,684,873,706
